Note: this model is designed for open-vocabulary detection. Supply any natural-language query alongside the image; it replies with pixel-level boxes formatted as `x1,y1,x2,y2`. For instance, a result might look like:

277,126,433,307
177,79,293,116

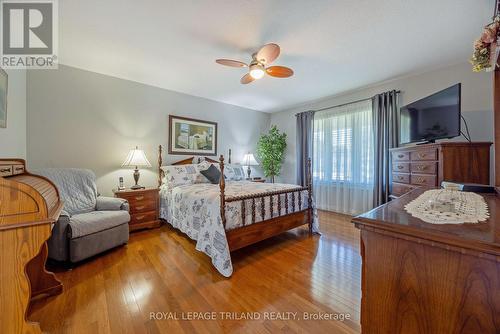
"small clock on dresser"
114,187,161,231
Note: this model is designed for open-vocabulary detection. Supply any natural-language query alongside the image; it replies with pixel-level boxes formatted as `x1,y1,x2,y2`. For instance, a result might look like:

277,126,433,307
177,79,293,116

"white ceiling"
59,0,494,112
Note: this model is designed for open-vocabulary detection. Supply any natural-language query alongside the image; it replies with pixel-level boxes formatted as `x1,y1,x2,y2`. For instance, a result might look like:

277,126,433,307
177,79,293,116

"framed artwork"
168,115,217,156
0,68,7,128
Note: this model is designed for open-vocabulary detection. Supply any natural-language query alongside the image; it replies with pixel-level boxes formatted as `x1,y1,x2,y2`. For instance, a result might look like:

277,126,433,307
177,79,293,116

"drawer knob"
136,206,145,211
135,215,145,221
417,165,427,170
0,168,11,172
398,176,404,180
135,196,144,201
418,153,426,158
397,165,404,169
15,167,23,171
398,154,404,158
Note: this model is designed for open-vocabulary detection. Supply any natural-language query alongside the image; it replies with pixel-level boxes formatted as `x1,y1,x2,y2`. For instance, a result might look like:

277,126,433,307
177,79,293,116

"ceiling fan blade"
240,73,255,84
255,43,280,65
266,66,294,78
216,59,248,68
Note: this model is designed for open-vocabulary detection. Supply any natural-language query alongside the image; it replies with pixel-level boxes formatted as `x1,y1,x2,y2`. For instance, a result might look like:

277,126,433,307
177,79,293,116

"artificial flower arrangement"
471,16,500,72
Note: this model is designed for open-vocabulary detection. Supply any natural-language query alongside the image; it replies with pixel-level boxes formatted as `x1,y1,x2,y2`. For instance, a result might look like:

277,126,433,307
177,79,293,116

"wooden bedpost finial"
219,155,227,228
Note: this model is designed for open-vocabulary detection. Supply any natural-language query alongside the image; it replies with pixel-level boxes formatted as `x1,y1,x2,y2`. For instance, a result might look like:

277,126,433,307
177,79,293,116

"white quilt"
159,181,319,277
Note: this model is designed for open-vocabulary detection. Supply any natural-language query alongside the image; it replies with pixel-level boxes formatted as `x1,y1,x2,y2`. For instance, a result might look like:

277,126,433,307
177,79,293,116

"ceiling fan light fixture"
249,64,265,79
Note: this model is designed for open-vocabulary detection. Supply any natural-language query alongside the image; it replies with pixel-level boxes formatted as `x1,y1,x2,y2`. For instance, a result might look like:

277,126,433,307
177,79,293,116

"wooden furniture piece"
0,159,63,334
352,188,500,334
390,142,491,198
113,188,161,232
114,188,160,232
158,145,313,252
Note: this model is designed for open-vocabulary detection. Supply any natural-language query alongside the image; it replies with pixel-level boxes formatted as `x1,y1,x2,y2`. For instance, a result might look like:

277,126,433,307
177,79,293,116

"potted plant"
257,125,287,183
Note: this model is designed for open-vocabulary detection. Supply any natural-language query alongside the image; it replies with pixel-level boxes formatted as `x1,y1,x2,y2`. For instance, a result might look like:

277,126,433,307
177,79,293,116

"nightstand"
114,188,161,232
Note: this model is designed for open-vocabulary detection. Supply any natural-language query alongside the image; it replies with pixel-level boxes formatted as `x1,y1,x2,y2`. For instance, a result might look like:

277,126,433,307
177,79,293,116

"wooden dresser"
114,188,160,231
0,159,64,334
352,188,500,334
390,142,492,198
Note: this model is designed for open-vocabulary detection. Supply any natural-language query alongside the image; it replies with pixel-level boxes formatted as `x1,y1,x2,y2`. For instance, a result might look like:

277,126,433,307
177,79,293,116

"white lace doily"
404,189,489,224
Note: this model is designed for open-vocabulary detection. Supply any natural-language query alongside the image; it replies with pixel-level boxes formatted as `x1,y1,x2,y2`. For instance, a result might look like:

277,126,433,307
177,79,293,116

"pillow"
200,164,221,184
195,161,212,183
162,164,199,188
232,165,246,180
225,164,246,181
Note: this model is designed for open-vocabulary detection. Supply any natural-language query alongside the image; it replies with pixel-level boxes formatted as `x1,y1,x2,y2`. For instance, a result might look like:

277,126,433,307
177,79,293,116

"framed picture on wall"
0,68,7,128
168,115,217,156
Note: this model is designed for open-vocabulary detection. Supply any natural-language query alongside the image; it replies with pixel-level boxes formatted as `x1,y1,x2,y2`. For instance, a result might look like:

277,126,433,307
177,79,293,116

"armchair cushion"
96,196,128,211
69,211,130,239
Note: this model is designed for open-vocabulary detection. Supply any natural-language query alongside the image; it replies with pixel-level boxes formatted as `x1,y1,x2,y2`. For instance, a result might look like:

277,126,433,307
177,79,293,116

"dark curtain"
296,110,315,186
372,90,399,206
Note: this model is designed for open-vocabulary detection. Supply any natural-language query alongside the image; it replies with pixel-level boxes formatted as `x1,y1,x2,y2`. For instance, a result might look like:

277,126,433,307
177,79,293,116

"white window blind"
313,99,374,215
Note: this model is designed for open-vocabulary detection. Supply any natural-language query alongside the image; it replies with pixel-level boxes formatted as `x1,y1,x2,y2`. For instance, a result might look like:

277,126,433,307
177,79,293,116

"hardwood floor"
29,211,361,334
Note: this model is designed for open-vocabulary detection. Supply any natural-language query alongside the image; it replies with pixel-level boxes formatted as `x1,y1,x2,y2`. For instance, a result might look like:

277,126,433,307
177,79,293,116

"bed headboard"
157,145,218,186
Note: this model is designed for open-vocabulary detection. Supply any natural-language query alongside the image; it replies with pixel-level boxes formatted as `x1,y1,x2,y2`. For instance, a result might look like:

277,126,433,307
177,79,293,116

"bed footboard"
219,155,313,251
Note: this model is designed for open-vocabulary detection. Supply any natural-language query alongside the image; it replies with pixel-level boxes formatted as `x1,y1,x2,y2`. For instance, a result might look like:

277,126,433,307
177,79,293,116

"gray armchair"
35,168,130,263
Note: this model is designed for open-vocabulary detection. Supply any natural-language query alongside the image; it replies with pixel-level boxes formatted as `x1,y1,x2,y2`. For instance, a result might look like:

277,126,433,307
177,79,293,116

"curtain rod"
296,90,401,116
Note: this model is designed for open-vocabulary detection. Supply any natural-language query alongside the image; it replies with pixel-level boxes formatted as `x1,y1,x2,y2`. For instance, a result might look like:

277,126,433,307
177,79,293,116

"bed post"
219,155,227,229
307,157,313,235
158,145,163,188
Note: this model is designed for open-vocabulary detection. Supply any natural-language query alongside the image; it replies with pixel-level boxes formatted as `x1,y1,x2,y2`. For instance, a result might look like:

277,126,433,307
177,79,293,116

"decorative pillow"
162,164,199,188
232,165,246,180
225,164,246,181
200,165,221,184
195,161,212,183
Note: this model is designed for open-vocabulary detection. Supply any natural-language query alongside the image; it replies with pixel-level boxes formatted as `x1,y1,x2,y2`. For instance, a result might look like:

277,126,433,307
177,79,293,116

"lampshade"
122,146,152,168
243,153,259,166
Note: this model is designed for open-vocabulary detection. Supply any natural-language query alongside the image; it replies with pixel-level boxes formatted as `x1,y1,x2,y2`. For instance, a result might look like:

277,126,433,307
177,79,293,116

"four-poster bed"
157,145,316,276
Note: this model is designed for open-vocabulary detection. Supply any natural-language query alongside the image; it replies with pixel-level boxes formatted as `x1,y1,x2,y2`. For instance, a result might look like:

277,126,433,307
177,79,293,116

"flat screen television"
399,83,461,145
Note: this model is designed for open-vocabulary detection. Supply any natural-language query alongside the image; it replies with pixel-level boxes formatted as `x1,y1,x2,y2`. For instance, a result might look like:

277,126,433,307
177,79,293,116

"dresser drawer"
0,165,13,177
410,149,437,161
392,173,410,184
392,162,410,173
12,164,25,175
410,162,437,175
129,199,157,214
410,174,437,186
392,151,410,162
130,210,157,225
391,183,417,197
123,192,157,202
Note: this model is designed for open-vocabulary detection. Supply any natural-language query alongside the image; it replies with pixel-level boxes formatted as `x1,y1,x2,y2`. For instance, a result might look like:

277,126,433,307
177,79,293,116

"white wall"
270,62,494,184
0,69,26,158
27,65,270,195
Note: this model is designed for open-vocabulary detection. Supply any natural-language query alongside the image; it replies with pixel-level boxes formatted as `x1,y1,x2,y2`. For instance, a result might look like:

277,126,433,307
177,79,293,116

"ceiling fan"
216,43,294,84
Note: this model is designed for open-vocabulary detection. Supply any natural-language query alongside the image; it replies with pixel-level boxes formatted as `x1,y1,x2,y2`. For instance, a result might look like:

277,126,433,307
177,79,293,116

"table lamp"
122,146,152,189
243,153,259,179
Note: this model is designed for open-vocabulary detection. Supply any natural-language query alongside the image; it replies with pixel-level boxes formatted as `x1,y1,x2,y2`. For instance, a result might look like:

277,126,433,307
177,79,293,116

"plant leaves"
256,125,287,180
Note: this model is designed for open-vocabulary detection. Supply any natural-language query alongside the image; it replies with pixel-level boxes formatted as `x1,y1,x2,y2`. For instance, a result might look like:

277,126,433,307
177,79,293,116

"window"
312,100,374,214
